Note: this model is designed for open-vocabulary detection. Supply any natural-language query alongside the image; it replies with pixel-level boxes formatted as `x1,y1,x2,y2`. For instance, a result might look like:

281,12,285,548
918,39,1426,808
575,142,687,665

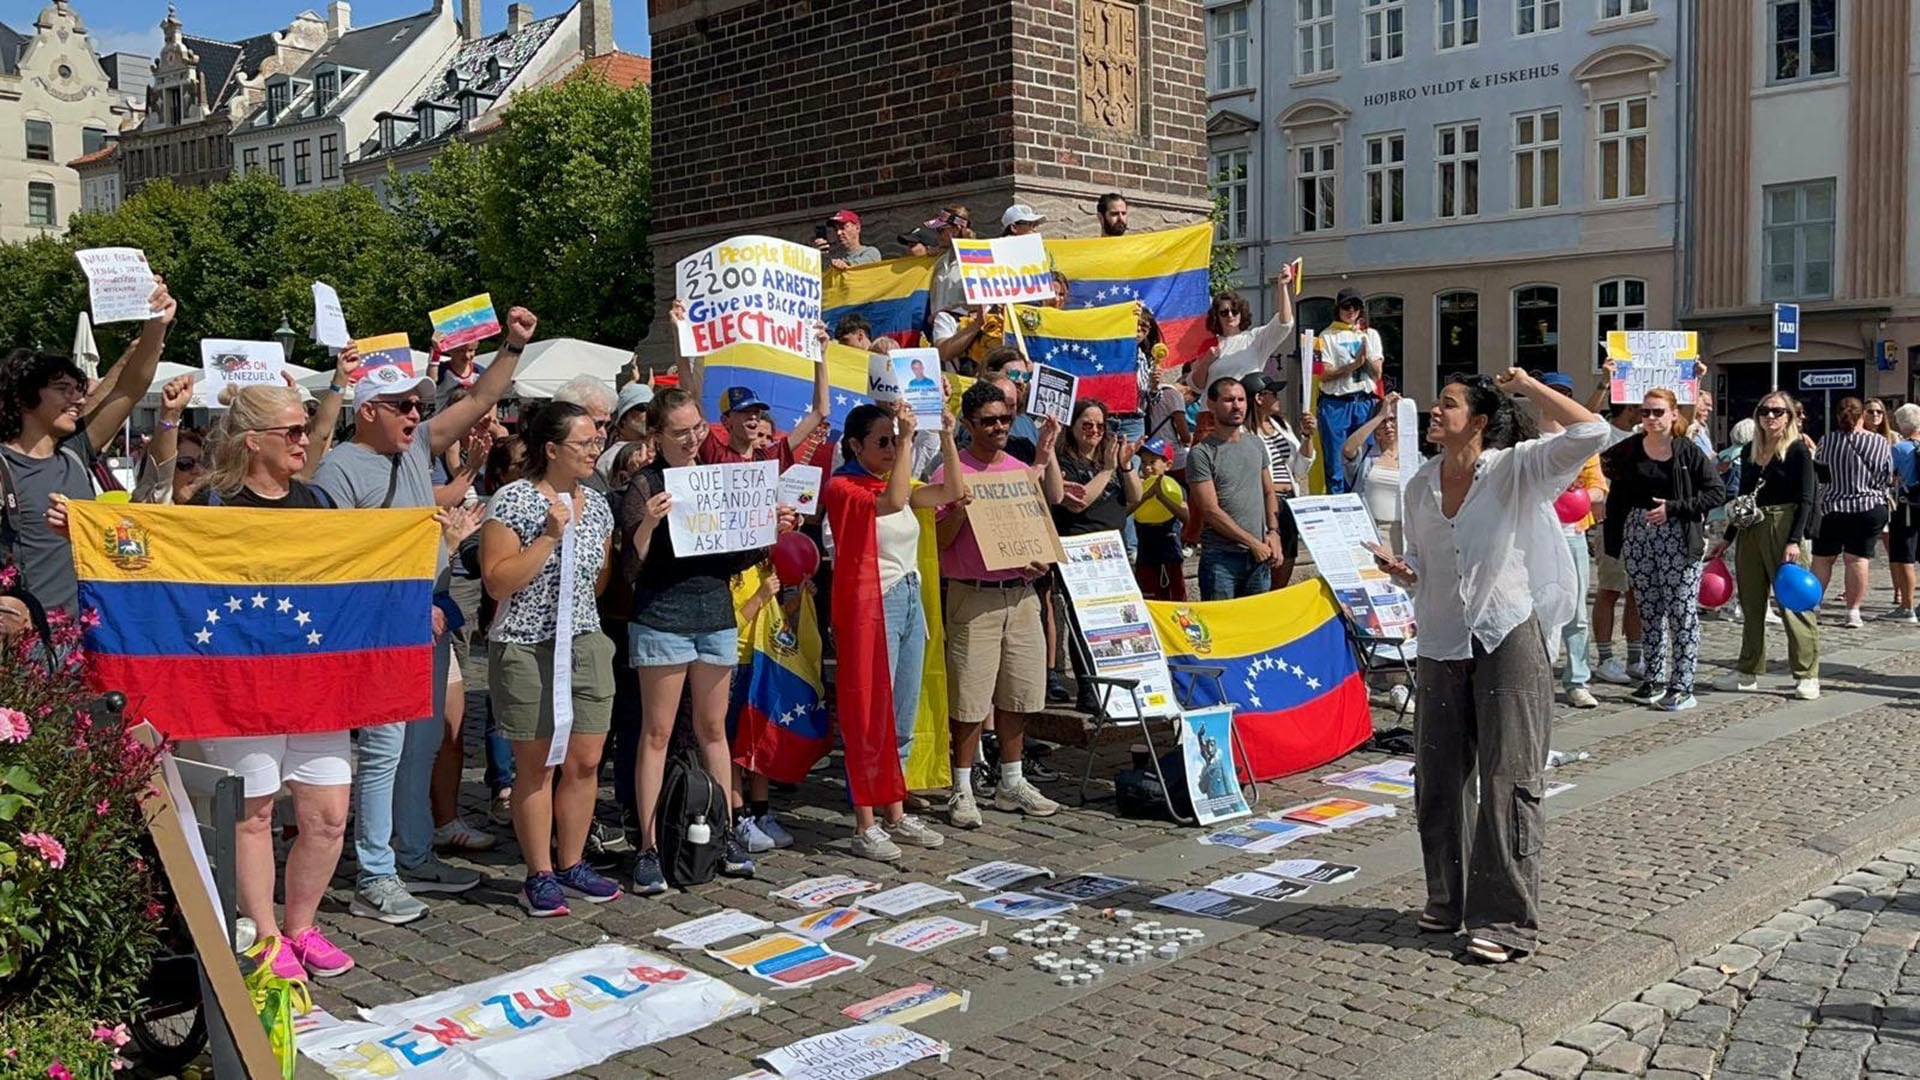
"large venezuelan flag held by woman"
68,501,438,740
1147,579,1371,782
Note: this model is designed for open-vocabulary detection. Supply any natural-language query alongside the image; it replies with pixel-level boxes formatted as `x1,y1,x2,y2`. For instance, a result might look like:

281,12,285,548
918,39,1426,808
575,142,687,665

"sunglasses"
1641,408,1669,419
375,399,428,417
253,424,310,442
863,434,898,449
1868,408,1886,415
970,414,1013,428
1756,406,1789,418
1005,370,1032,384
177,455,202,471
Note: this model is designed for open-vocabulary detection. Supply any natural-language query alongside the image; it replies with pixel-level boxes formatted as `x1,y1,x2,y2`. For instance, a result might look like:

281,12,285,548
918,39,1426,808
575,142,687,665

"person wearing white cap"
1001,204,1046,236
612,382,652,444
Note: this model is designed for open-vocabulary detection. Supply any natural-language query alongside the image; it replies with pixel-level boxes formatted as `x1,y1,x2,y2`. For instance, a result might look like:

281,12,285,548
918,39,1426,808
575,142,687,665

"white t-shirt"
1361,454,1401,525
1146,385,1190,470
1316,327,1383,397
1209,315,1296,382
875,507,922,593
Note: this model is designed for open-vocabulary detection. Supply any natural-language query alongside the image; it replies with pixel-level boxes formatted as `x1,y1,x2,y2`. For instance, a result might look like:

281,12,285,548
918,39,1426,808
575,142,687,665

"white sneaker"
1793,677,1821,700
737,816,778,854
1566,686,1598,709
1845,608,1864,629
947,788,983,830
1714,671,1759,693
886,814,945,848
433,817,497,853
850,824,903,863
1660,691,1698,712
1596,658,1631,685
754,813,796,849
993,779,1061,817
1766,607,1784,626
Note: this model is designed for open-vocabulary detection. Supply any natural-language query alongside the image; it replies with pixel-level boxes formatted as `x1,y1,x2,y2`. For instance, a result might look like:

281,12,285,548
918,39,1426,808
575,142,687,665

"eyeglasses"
592,417,611,431
177,455,202,471
562,437,606,451
970,414,1013,428
252,424,310,442
47,380,86,400
1756,406,1790,418
375,399,427,417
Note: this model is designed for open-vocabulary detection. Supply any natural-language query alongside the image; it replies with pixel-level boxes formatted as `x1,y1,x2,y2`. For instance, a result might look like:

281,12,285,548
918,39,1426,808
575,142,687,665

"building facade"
67,141,117,213
1683,0,1917,433
1208,0,1678,404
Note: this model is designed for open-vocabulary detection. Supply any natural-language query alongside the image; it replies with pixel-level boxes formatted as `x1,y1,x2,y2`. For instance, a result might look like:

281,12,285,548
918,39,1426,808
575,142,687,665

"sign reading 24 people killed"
676,235,823,362
953,235,1056,306
964,470,1065,571
1607,330,1700,404
663,460,781,555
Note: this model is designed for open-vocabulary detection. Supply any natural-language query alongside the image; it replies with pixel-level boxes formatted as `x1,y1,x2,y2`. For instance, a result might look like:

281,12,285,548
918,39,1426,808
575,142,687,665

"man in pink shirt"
932,381,1065,829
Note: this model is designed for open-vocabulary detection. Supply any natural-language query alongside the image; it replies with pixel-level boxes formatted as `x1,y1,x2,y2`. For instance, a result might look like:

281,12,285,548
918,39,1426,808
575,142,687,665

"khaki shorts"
1595,551,1629,594
945,581,1047,721
489,631,616,742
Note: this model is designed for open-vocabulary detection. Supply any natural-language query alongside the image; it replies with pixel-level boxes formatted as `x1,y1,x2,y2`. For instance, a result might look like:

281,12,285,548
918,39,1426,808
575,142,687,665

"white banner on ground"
756,1022,947,1078
1054,531,1179,717
298,945,759,1080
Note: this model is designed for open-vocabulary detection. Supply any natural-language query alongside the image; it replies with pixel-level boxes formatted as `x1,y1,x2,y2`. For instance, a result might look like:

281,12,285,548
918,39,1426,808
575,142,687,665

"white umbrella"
71,312,100,380
474,338,630,399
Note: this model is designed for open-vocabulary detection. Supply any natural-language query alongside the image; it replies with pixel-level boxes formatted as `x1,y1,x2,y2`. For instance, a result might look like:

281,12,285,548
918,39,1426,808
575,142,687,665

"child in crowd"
1131,438,1189,601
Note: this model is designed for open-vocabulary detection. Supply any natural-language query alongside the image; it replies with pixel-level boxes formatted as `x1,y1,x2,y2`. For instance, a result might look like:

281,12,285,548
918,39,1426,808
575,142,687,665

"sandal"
1417,912,1455,934
1466,937,1514,964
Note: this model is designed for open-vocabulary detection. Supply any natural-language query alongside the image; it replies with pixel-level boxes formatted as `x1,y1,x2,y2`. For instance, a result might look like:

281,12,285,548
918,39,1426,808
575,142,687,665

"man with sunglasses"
312,307,539,925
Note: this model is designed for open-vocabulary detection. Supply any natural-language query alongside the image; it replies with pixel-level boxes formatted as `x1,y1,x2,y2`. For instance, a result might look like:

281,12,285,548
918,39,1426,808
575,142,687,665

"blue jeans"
476,687,512,794
1199,546,1272,601
882,573,928,767
354,633,449,883
1561,532,1593,690
1112,416,1146,557
1317,394,1378,494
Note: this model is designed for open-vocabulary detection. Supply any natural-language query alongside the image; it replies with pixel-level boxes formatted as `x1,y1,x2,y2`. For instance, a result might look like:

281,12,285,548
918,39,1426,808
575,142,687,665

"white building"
0,0,142,239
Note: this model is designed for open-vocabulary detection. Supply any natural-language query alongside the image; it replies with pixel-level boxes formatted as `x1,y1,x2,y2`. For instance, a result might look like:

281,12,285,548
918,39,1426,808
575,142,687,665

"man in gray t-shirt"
1186,377,1282,601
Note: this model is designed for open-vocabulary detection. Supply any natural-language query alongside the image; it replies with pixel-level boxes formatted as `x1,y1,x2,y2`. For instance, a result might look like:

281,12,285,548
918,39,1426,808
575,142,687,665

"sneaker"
1046,673,1072,704
1878,606,1914,621
1765,607,1784,626
1626,660,1646,681
722,822,756,878
1660,692,1698,712
1596,658,1631,685
1793,677,1821,701
1908,609,1919,626
350,876,428,925
287,926,355,977
433,817,497,853
1025,758,1061,783
630,849,668,897
851,824,903,863
755,813,796,849
554,861,622,904
993,779,1061,817
1565,686,1598,710
519,872,570,918
247,936,309,982
737,816,778,854
400,855,483,894
1845,608,1864,629
584,819,631,864
886,814,945,848
1629,681,1662,705
1714,671,1759,693
947,788,983,830
488,789,512,827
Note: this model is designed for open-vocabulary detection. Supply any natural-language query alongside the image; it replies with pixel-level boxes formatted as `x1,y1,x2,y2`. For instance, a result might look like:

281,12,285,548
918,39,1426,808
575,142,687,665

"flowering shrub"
0,1014,133,1077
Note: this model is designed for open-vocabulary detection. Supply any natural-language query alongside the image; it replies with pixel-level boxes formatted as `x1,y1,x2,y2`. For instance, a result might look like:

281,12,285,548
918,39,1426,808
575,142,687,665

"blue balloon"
1774,563,1823,613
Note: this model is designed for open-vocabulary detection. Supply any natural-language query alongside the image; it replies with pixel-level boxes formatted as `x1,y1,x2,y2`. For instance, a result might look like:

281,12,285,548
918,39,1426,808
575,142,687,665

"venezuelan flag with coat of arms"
68,500,438,741
1046,223,1212,366
1012,302,1141,415
822,255,938,347
731,588,831,784
1147,579,1371,782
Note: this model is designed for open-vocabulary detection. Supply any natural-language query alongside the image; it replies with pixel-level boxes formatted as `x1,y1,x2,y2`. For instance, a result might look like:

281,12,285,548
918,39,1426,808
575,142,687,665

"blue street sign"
1774,303,1800,353
1797,368,1855,391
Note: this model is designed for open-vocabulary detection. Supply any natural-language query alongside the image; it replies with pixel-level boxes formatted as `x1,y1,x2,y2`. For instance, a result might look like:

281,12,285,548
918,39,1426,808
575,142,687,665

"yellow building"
0,0,140,240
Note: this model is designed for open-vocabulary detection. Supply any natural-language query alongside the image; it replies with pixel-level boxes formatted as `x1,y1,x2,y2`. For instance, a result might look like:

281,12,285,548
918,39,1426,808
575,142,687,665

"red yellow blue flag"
731,588,830,784
1013,302,1140,415
1046,223,1212,366
822,255,937,347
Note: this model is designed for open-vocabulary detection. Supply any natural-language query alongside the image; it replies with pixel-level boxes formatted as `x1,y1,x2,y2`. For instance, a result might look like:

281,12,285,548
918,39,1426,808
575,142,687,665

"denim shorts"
628,622,739,668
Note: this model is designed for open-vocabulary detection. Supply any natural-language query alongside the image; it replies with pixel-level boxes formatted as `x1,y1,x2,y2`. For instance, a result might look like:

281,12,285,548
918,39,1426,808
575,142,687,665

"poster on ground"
1289,494,1417,644
1606,330,1700,404
1180,705,1250,825
75,247,155,324
198,339,286,406
676,235,824,361
755,1023,947,1079
664,460,781,555
953,235,1055,306
963,469,1065,571
1054,531,1179,717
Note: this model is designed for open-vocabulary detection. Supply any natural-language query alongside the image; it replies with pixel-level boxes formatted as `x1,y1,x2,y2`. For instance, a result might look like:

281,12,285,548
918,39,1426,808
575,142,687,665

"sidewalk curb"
1365,790,1920,1080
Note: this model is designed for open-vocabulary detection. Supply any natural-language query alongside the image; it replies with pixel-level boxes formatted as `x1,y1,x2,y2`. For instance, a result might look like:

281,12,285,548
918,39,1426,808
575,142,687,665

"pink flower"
48,1060,72,1080
95,799,110,816
19,832,66,870
0,707,28,743
90,1025,130,1049
0,564,16,586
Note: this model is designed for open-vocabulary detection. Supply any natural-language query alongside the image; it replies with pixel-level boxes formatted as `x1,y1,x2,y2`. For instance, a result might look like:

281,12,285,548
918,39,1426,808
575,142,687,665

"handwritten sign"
198,340,286,407
312,281,350,349
1028,363,1076,426
429,292,500,349
964,470,1065,571
757,1023,947,1079
676,235,823,361
777,463,823,514
1607,330,1700,404
953,235,1055,306
664,460,781,555
74,247,155,324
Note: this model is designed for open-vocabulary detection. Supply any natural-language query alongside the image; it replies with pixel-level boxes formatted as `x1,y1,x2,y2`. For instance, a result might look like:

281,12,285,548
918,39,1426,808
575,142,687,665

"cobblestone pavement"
282,585,1920,1080
1510,845,1920,1080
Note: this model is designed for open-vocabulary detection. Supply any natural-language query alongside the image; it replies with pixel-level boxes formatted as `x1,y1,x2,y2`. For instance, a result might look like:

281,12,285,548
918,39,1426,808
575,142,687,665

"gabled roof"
181,33,243,104
68,144,116,169
248,7,441,131
0,20,25,77
363,13,563,159
576,51,649,88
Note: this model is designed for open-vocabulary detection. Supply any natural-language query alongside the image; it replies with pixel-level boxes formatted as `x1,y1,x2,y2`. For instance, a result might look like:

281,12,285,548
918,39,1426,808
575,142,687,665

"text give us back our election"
676,235,824,363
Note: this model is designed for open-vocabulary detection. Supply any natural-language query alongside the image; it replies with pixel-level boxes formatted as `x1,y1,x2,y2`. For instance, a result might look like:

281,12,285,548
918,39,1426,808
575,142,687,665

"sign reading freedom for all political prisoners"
664,460,781,555
198,339,287,407
1028,363,1076,427
1607,330,1701,404
676,235,823,362
964,470,1065,571
75,247,155,324
954,235,1056,306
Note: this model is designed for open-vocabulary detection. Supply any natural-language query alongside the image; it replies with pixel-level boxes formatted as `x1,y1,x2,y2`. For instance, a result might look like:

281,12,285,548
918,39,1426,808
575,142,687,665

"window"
460,94,480,124
1297,0,1335,76
1516,0,1560,34
1367,295,1405,391
26,182,54,226
1595,96,1648,201
1296,141,1337,233
1364,0,1405,63
1771,0,1837,83
1436,122,1479,219
1439,0,1479,50
1211,149,1250,242
320,134,339,180
1763,179,1836,300
315,70,338,112
266,80,288,121
242,147,259,174
379,117,397,151
1364,133,1405,226
24,120,51,161
268,143,285,186
82,126,107,155
1599,0,1649,16
293,139,311,185
1515,286,1559,371
1209,5,1251,91
419,108,439,141
1437,291,1480,383
1594,278,1647,369
1512,109,1560,210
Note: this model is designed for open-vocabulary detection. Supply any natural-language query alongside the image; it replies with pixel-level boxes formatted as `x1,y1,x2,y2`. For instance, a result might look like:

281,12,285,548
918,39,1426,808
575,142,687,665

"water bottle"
688,813,711,845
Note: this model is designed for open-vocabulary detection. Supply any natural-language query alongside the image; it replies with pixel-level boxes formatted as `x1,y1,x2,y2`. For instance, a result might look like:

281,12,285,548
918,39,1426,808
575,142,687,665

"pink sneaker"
287,926,355,977
247,936,308,982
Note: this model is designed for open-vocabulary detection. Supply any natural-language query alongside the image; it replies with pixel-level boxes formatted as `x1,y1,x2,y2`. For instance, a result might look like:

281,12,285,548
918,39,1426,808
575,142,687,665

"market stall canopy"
474,338,632,399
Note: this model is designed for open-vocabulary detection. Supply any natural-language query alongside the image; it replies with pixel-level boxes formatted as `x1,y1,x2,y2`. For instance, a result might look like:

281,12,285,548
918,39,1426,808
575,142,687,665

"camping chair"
1060,602,1194,823
1342,619,1417,723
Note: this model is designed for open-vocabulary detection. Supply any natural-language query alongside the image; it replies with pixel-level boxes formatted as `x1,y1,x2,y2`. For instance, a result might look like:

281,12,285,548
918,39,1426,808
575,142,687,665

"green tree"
1207,180,1241,300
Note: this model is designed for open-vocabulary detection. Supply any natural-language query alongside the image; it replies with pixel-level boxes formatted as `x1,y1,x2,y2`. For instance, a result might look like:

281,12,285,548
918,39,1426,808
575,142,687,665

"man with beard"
1097,193,1129,236
1188,377,1283,600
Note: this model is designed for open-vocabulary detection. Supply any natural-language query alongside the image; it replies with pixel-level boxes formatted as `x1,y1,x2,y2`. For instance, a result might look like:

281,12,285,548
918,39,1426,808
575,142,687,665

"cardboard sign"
429,292,501,349
664,460,781,554
953,234,1055,306
1028,363,1076,427
75,247,156,324
198,339,287,407
964,469,1065,570
776,463,823,514
312,280,350,348
676,235,823,361
1607,330,1700,404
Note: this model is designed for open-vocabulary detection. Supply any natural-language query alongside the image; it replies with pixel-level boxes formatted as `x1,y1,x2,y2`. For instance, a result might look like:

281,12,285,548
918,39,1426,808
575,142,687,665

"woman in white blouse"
1188,261,1296,388
1371,369,1605,965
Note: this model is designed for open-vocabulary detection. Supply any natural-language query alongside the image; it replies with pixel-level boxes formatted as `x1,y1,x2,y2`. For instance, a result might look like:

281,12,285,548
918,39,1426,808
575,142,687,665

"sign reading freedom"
676,235,823,361
954,235,1056,306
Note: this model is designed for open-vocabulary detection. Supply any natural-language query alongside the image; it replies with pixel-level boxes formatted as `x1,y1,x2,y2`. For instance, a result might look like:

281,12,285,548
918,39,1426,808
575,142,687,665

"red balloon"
771,532,820,586
1553,487,1592,524
1698,567,1733,609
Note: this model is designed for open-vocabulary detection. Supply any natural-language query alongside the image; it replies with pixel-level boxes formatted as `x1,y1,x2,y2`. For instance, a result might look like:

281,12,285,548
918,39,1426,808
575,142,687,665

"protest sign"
1180,705,1251,825
354,332,415,375
1054,531,1179,717
677,235,824,361
1281,797,1397,829
297,945,758,1080
654,909,775,949
312,281,350,348
1209,871,1310,902
1262,859,1361,884
963,469,1065,571
778,906,877,941
1289,494,1417,643
1028,363,1076,427
708,934,867,989
946,861,1052,891
429,292,501,349
664,460,781,555
841,984,968,1026
1150,889,1256,919
756,1023,947,1079
868,916,984,954
1299,329,1315,419
968,892,1076,920
1606,330,1700,404
1196,817,1326,853
777,464,823,515
855,882,965,917
75,247,155,324
771,875,879,909
198,339,286,407
953,234,1056,306
1037,873,1138,902
894,347,946,428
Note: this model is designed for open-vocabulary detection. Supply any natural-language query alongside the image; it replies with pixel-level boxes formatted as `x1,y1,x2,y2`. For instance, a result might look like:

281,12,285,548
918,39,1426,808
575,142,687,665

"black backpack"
654,745,729,888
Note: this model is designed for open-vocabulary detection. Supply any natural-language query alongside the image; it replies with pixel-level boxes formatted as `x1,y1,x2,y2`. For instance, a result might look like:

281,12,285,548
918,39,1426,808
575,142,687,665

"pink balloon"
1553,487,1591,524
1698,567,1733,609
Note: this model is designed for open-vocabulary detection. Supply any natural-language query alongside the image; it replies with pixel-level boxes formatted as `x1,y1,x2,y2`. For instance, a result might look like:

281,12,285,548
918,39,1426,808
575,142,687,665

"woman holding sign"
478,401,622,917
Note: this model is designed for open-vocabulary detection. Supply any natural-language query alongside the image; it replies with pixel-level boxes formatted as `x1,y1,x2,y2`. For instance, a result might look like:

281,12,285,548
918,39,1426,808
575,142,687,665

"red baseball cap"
830,210,861,226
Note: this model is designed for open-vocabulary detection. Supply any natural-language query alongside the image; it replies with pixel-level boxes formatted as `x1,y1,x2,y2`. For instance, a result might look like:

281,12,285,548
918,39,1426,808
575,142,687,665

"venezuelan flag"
1013,302,1139,415
699,342,976,437
68,501,438,741
1046,223,1212,367
354,332,414,377
732,588,830,784
823,255,937,347
1148,580,1370,783
427,292,500,349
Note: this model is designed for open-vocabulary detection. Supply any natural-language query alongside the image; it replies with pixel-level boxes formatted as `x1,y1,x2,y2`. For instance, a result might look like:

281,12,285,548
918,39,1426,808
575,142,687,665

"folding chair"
1343,619,1417,723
